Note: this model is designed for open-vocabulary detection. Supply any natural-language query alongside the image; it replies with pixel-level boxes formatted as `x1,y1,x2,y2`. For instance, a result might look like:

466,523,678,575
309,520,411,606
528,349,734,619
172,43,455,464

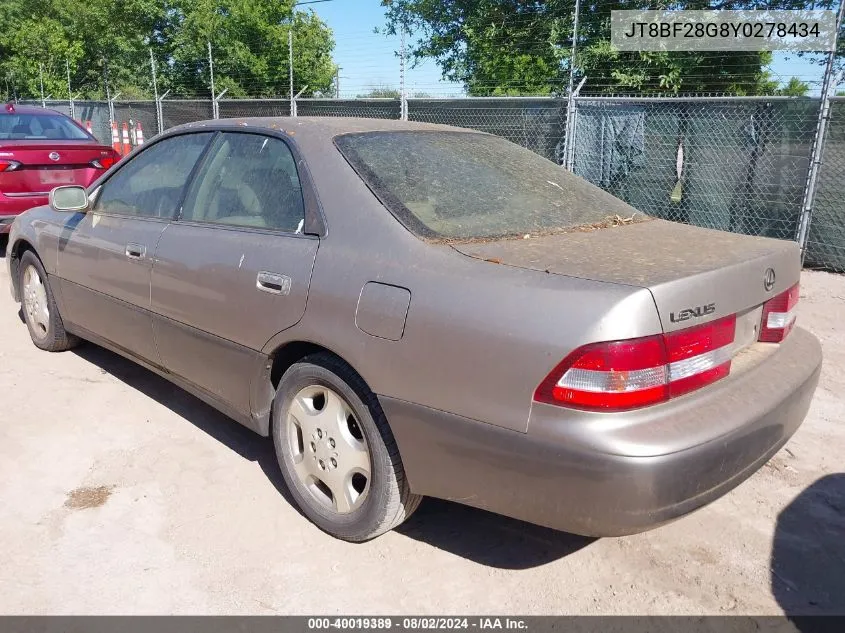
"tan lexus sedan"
6,117,822,541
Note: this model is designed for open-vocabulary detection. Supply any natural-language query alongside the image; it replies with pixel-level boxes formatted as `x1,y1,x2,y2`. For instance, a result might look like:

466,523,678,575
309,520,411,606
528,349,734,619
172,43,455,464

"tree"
356,87,433,98
381,0,827,96
778,76,811,96
0,0,171,100
0,0,337,100
357,86,401,98
168,0,336,97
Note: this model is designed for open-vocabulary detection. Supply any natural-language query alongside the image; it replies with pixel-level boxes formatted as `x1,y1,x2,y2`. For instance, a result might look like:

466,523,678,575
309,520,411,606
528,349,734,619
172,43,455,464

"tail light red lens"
665,316,736,399
759,283,799,343
90,155,118,170
0,160,21,172
534,315,737,411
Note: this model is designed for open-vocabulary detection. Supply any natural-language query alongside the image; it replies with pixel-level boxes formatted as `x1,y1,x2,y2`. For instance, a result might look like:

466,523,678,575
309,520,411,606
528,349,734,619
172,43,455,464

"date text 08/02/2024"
307,618,529,630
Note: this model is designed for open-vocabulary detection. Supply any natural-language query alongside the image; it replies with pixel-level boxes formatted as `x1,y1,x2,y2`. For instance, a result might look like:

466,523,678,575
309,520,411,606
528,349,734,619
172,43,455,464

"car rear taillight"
759,283,799,343
534,315,737,411
0,160,21,172
90,155,118,170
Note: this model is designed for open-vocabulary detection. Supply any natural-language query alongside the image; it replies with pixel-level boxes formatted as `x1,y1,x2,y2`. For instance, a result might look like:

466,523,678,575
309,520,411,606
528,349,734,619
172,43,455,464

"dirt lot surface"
0,239,843,615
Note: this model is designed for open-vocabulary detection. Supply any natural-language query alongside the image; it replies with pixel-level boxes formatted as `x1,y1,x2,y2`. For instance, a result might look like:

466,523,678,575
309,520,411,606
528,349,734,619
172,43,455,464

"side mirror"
49,185,89,212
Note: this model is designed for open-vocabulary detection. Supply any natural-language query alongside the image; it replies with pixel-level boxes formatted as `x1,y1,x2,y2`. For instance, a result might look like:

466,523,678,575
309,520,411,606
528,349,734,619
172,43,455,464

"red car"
0,103,121,234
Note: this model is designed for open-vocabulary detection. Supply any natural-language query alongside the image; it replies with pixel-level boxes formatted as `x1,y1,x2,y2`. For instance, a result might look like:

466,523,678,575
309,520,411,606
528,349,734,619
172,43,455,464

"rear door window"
179,132,306,233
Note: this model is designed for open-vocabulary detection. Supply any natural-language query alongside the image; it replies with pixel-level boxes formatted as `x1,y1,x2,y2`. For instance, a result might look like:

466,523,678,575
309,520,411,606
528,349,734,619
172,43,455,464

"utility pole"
66,59,74,118
39,63,46,108
208,41,217,118
336,67,340,99
289,28,295,116
400,23,407,120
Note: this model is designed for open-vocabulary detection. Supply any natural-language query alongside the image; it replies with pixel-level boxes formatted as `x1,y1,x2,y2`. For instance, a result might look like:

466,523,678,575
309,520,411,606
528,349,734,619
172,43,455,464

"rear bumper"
383,327,822,537
6,221,20,301
0,214,21,234
1,195,47,232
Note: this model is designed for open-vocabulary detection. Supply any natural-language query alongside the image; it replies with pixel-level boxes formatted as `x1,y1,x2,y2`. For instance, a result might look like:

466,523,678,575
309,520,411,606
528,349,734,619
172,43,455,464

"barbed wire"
4,25,833,102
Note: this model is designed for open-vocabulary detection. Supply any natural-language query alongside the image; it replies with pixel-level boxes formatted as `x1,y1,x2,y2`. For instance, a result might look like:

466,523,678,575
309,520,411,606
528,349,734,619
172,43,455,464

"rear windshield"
0,113,91,141
334,130,642,240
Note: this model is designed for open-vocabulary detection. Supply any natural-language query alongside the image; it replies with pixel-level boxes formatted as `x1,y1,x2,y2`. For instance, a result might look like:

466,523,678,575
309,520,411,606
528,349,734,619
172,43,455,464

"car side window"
94,132,213,219
180,132,305,232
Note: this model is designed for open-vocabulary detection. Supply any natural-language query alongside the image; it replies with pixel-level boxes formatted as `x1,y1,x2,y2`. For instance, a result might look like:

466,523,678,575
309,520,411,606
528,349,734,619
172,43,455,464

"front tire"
272,352,422,541
18,250,79,352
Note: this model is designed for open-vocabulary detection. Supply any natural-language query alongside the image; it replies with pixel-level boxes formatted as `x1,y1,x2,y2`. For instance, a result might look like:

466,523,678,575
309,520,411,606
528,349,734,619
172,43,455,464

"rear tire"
18,250,79,352
272,352,422,541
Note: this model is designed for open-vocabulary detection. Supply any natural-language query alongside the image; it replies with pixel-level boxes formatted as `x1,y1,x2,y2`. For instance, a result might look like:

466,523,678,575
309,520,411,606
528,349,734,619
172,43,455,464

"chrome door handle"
125,243,146,259
256,271,291,295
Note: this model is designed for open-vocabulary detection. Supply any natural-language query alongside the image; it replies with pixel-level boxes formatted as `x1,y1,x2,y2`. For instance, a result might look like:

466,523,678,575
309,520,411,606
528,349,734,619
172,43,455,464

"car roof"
1,104,68,116
172,116,488,141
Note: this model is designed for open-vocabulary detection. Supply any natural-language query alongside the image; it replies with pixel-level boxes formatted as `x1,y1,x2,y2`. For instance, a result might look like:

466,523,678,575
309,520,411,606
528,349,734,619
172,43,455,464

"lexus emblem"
763,268,776,292
48,152,60,161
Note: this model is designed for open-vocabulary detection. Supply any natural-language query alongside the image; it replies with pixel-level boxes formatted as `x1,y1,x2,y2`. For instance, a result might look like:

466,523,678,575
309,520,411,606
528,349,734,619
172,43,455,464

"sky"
770,53,827,94
306,0,464,97
309,0,829,98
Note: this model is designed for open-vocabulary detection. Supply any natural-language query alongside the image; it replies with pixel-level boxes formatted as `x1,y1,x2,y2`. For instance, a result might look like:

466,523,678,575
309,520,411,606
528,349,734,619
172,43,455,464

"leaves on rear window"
335,131,646,240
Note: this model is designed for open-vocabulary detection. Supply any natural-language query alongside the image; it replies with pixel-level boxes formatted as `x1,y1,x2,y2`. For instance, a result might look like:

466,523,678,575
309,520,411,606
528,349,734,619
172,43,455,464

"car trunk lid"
450,219,800,334
0,140,114,196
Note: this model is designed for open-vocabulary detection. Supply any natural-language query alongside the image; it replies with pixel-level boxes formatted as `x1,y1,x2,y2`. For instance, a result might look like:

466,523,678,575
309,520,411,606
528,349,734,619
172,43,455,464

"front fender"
7,218,24,302
6,205,64,302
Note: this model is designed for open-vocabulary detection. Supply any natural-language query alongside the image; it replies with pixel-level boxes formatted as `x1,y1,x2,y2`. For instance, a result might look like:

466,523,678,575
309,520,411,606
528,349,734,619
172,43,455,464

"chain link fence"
11,95,845,271
806,97,845,271
298,99,401,119
219,99,291,119
113,101,158,145
570,97,820,242
73,101,110,143
408,98,567,163
160,99,213,130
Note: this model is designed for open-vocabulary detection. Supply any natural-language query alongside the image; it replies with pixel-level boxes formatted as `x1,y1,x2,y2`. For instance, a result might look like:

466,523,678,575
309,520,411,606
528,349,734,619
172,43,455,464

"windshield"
335,130,643,240
0,113,91,141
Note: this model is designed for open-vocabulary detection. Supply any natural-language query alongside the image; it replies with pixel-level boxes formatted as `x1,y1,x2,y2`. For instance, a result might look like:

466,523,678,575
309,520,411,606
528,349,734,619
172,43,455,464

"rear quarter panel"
264,132,664,432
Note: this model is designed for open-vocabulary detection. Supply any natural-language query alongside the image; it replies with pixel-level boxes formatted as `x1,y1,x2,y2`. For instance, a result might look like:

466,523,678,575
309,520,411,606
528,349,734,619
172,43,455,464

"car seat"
11,123,31,137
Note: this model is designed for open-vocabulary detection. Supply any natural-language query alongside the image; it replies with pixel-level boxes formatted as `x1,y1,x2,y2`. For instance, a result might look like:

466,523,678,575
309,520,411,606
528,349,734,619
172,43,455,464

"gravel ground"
0,238,843,615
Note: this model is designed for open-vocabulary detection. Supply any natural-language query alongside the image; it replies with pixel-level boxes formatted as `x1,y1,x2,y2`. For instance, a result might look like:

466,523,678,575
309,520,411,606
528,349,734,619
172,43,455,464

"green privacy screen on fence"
571,98,819,242
808,98,845,271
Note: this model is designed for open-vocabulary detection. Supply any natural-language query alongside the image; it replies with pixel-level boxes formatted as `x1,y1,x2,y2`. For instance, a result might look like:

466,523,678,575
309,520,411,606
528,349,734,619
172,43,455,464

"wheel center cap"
314,440,337,468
